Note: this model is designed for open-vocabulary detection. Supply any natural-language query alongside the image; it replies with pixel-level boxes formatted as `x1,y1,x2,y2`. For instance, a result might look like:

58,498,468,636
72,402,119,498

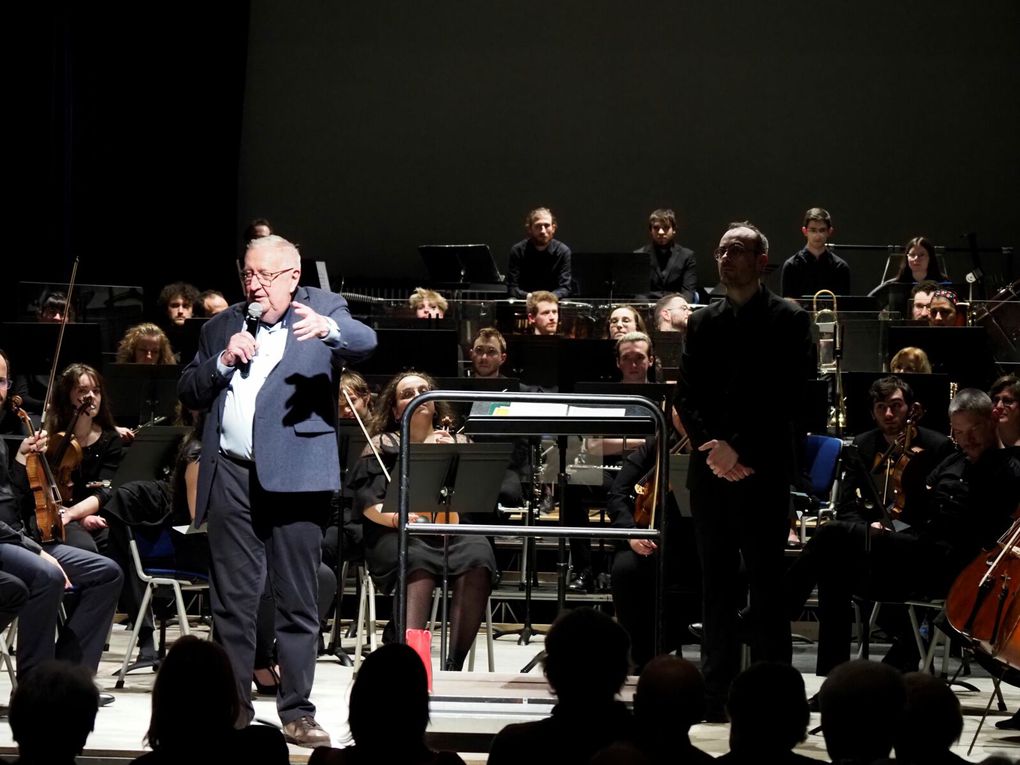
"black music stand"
504,337,618,392
574,382,674,409
353,328,460,378
418,244,504,289
571,252,647,299
382,442,513,665
0,322,103,374
173,317,209,366
325,418,370,666
887,326,999,391
650,331,684,370
111,427,189,487
104,364,181,428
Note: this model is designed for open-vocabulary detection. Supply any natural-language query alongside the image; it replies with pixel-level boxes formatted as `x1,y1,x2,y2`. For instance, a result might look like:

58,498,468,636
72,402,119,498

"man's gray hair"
246,234,301,268
948,388,993,418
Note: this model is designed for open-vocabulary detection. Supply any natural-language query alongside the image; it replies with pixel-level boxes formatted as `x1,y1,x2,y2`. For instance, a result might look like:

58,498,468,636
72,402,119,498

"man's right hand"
220,331,257,368
629,538,657,557
40,550,72,589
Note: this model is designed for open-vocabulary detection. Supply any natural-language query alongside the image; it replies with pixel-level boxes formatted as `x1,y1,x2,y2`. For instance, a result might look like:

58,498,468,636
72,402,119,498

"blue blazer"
178,286,377,524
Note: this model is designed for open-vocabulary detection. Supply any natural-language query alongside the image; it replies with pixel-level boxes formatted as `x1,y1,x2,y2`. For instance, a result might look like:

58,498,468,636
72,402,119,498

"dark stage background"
11,1,1019,322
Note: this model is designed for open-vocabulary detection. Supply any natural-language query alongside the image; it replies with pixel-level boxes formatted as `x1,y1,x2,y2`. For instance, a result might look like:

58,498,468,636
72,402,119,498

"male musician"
635,208,697,302
779,208,850,298
653,293,691,334
178,235,376,746
786,389,1020,675
607,412,700,671
507,207,572,299
834,376,954,524
909,280,939,321
616,332,655,384
158,281,199,327
469,327,507,378
527,291,559,336
676,221,814,718
0,348,123,686
198,289,230,317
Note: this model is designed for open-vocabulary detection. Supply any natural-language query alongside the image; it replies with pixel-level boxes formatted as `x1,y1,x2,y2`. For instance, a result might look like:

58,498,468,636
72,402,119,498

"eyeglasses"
713,243,756,261
471,346,502,356
992,395,1018,407
0,378,10,389
240,268,295,286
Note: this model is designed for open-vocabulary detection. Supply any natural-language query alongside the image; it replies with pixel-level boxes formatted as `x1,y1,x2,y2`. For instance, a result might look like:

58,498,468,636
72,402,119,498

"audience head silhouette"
634,655,705,734
895,672,964,763
820,660,905,763
348,642,431,755
9,660,98,764
146,636,240,750
727,661,809,754
542,607,630,705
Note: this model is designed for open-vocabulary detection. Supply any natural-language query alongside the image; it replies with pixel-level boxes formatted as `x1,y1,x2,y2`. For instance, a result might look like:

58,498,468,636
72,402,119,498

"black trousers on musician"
785,519,943,675
207,457,329,725
691,471,791,707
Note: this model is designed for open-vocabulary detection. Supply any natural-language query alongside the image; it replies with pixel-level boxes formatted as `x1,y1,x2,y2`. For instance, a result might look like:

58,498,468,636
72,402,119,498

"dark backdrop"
239,0,1020,296
11,1,1019,323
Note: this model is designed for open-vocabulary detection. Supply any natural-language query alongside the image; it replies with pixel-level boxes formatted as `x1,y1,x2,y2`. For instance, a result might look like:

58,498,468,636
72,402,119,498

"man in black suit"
635,208,697,302
676,221,814,718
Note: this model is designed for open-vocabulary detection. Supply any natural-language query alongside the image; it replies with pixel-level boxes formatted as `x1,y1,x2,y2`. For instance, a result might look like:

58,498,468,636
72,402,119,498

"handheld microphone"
240,301,264,379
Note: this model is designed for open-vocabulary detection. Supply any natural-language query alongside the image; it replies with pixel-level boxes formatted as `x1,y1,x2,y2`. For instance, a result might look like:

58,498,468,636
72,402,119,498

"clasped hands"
221,301,330,368
698,439,755,482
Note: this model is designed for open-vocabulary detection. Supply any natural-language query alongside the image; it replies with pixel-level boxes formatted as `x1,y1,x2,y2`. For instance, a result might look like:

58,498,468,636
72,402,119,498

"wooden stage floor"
0,619,1018,763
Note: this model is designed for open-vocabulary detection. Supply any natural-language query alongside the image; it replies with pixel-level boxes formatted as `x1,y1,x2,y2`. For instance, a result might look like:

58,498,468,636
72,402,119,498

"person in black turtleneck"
635,208,697,302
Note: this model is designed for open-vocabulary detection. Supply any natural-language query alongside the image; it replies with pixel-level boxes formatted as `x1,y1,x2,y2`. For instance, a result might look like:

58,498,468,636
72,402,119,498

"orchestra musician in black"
785,389,1020,675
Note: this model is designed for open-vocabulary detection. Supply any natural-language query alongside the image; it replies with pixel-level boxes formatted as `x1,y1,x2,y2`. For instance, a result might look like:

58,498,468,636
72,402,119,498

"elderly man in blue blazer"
179,235,376,747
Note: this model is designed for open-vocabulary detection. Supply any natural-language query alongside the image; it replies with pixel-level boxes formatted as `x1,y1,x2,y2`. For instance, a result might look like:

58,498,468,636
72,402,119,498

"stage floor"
0,619,1018,763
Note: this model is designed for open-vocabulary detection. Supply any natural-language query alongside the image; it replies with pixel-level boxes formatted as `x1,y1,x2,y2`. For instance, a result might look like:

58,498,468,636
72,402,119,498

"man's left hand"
291,301,330,341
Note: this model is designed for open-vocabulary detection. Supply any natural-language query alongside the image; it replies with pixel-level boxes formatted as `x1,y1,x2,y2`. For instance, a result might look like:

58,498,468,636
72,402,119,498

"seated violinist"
607,408,700,671
347,371,495,671
43,364,127,554
785,388,1020,675
0,348,123,686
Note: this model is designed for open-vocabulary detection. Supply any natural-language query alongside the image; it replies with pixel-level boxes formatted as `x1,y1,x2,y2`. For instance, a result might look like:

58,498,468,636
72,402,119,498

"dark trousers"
785,520,934,675
207,457,328,725
0,570,29,634
691,472,791,704
0,542,122,678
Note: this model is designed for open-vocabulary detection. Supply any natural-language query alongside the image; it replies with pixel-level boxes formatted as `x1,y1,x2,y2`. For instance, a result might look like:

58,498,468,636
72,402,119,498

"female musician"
889,346,932,375
991,374,1020,447
348,371,494,671
605,305,647,340
869,236,950,316
116,322,176,365
43,363,125,553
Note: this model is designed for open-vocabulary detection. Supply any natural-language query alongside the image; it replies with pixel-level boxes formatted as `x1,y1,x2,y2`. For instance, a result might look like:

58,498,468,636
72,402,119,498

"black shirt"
780,247,851,298
507,238,572,299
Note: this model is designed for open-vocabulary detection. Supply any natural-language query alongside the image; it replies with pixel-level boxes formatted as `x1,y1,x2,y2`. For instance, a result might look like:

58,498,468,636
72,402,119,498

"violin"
45,395,93,505
9,396,66,543
871,403,926,521
633,433,690,529
945,507,1020,672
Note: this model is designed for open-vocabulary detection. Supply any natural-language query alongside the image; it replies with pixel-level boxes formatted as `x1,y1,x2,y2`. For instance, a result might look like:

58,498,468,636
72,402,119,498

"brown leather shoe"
282,715,331,748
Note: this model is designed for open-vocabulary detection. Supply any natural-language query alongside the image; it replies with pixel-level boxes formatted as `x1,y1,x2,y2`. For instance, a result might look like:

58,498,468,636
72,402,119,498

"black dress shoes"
567,570,595,593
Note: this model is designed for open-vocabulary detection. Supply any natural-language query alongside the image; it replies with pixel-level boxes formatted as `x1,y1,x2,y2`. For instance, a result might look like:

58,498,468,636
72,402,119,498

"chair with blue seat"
115,524,210,688
792,434,843,544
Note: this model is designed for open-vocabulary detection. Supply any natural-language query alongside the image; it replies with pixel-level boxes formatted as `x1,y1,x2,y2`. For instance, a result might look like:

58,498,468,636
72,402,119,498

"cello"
945,506,1020,669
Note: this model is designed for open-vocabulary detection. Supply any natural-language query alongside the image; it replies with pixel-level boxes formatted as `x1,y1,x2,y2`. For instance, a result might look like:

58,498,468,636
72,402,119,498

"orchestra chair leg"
327,561,350,650
353,564,377,675
467,598,495,673
0,619,17,690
